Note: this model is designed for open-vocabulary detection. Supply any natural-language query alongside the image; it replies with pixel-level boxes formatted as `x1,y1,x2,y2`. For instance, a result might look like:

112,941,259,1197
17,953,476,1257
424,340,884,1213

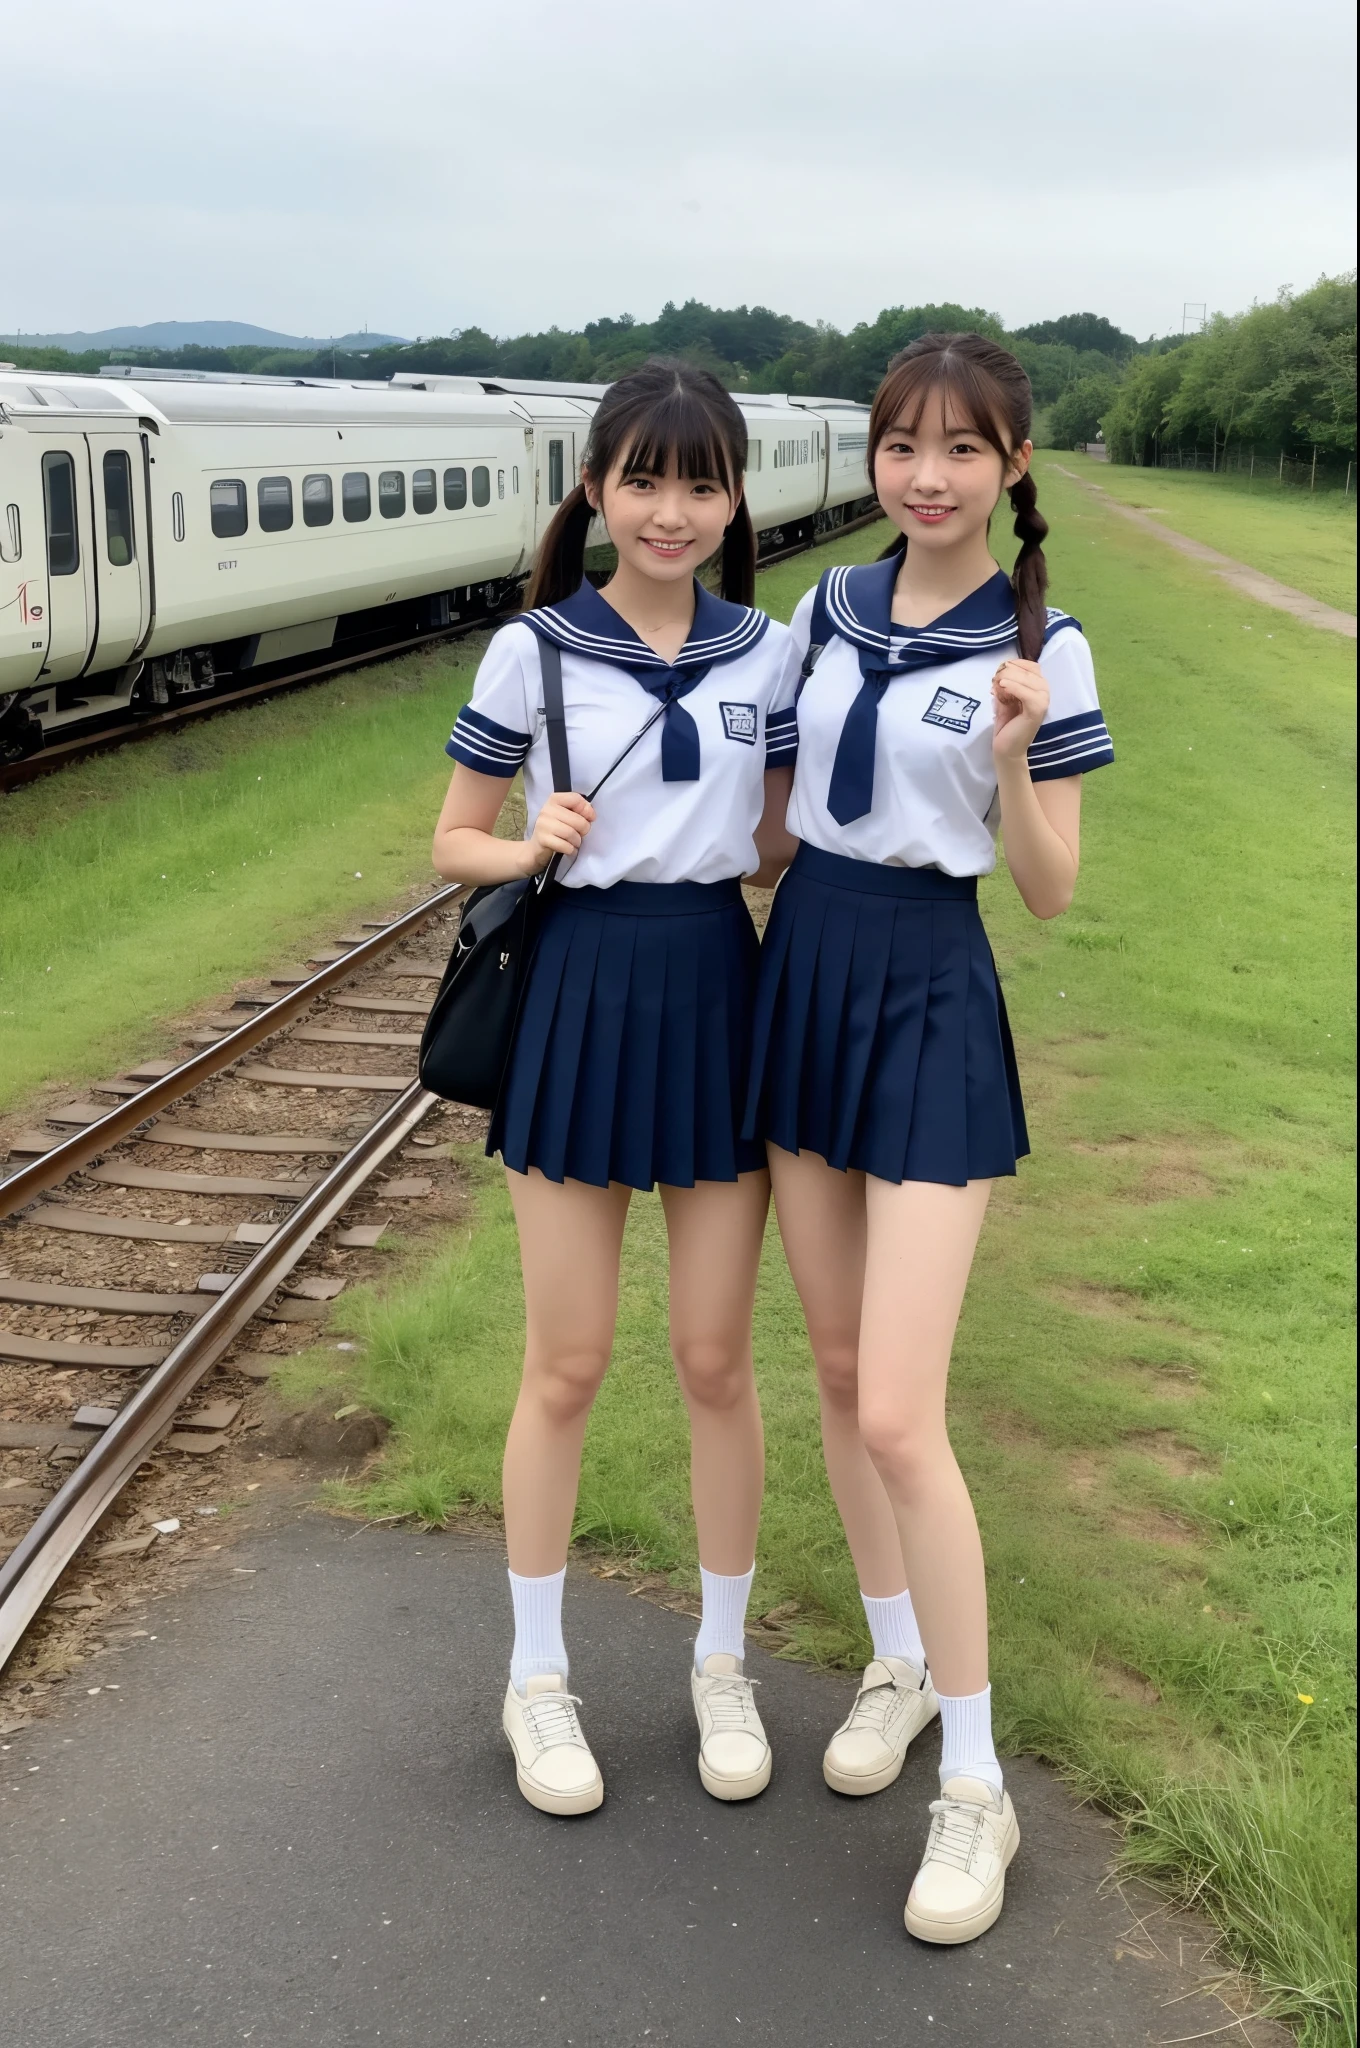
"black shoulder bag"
418,637,666,1109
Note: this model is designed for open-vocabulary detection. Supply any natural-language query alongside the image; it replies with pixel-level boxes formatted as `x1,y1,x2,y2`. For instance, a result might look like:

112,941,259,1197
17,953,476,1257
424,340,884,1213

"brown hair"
867,332,1048,660
524,357,756,610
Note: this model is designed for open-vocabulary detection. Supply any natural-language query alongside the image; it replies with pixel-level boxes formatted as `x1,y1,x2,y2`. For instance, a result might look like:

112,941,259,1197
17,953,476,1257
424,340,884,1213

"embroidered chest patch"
720,701,758,745
922,687,981,735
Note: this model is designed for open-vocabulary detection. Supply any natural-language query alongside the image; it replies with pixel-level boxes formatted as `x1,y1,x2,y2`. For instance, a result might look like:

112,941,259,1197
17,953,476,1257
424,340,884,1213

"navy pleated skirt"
743,844,1029,1186
489,877,767,1191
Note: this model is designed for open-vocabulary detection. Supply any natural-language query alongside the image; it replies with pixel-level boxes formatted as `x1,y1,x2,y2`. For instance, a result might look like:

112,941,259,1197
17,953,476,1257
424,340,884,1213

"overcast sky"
10,0,1356,343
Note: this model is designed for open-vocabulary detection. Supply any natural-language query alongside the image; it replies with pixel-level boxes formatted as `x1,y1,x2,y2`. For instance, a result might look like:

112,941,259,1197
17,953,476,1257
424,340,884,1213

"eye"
623,475,658,491
883,438,913,456
949,440,983,457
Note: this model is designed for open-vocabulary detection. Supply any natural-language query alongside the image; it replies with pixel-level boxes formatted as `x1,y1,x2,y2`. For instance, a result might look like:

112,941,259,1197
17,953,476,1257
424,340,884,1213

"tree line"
1,302,1136,413
1050,276,1355,468
5,282,1352,469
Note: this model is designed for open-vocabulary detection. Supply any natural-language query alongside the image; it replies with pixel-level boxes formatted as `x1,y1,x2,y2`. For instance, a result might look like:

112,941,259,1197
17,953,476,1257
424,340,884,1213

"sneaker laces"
923,1792,994,1874
844,1678,900,1736
521,1691,588,1753
701,1674,762,1733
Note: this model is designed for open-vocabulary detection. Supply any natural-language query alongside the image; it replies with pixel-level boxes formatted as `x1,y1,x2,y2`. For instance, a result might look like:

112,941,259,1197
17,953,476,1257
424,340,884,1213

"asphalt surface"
1,1513,1279,2048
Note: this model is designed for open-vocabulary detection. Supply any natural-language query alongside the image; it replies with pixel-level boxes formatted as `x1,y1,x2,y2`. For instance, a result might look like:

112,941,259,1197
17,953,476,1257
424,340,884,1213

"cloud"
8,0,1356,341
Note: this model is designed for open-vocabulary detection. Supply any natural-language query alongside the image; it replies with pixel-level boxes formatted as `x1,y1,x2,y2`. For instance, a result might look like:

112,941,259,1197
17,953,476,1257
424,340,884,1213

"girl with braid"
744,333,1114,1943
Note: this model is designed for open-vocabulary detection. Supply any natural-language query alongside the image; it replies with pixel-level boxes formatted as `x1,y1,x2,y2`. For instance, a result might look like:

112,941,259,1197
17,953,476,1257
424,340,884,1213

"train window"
302,474,333,527
171,491,185,541
498,470,505,500
443,466,467,510
210,479,248,539
42,451,80,574
102,450,135,565
379,470,406,519
2,504,21,564
472,465,491,507
342,472,371,523
747,441,761,472
258,475,293,533
547,440,564,505
412,467,437,514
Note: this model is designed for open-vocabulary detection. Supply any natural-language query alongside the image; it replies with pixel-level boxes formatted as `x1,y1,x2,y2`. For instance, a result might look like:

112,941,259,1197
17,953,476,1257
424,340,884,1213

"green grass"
1058,451,1357,613
0,640,484,1109
296,482,1354,2042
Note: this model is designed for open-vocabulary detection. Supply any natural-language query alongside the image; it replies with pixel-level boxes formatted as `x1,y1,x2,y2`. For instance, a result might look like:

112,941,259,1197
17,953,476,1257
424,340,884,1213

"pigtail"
523,485,595,611
1008,471,1049,662
720,499,757,607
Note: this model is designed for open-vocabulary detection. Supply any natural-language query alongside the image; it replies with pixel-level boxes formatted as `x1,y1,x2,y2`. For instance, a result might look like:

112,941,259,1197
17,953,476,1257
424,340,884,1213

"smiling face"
585,449,738,589
873,399,1031,557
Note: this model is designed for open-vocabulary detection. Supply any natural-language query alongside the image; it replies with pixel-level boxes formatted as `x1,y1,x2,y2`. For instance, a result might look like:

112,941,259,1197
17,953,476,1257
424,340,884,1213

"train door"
34,435,96,684
533,425,577,549
83,430,152,673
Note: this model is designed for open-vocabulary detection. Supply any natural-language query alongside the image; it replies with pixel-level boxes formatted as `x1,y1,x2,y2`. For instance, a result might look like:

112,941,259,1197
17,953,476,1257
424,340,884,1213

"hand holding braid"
1008,471,1049,663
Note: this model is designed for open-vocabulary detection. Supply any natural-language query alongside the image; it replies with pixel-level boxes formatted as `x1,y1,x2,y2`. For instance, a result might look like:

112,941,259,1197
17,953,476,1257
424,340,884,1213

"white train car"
0,367,872,762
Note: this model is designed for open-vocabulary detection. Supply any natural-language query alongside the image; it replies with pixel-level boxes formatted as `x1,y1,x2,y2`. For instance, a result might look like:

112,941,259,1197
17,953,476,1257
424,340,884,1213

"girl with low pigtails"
745,333,1114,1943
432,360,796,1817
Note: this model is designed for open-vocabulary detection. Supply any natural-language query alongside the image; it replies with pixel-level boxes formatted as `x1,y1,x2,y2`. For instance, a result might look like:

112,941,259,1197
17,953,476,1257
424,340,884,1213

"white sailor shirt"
446,579,797,888
782,560,1114,877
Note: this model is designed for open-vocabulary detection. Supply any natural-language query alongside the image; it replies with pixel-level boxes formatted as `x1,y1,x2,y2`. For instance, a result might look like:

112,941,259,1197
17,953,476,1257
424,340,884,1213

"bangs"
876,355,1012,462
867,334,1035,484
611,386,746,494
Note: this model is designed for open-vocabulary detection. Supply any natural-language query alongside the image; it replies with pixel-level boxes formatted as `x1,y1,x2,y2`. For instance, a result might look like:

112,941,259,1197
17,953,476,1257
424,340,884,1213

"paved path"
1052,463,1357,637
0,1514,1286,2047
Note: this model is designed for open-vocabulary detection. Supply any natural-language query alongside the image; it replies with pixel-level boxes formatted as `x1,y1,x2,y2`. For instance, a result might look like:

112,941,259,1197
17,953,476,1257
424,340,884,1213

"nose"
650,487,691,530
908,461,948,496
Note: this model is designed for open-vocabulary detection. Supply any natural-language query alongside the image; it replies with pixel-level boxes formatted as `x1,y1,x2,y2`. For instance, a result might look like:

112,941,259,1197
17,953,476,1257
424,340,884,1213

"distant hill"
0,321,410,353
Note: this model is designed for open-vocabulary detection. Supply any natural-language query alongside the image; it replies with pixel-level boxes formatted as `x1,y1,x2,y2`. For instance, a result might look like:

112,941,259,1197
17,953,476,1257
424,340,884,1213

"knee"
673,1337,753,1413
813,1337,861,1413
526,1345,611,1427
858,1400,939,1499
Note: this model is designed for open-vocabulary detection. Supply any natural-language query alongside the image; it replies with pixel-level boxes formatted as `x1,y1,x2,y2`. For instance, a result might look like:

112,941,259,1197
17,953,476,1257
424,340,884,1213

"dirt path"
1052,464,1358,638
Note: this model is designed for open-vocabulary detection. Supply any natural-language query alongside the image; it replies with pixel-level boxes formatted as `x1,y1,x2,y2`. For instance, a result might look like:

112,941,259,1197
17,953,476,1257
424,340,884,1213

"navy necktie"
631,664,709,782
826,663,893,824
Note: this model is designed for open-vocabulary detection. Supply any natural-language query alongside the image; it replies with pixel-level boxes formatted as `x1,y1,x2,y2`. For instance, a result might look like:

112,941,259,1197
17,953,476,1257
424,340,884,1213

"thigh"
660,1170,770,1352
859,1176,992,1411
767,1142,867,1349
506,1167,632,1354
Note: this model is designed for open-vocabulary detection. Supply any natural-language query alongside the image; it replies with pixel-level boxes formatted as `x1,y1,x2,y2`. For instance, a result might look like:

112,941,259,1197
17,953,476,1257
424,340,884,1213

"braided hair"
866,333,1048,661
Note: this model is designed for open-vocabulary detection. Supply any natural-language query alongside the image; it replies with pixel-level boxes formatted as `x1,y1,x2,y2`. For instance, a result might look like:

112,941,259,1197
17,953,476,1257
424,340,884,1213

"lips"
905,504,955,523
642,538,692,554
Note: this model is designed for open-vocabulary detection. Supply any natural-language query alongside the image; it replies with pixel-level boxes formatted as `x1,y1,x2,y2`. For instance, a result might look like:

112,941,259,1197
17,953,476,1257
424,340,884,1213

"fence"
1146,445,1353,495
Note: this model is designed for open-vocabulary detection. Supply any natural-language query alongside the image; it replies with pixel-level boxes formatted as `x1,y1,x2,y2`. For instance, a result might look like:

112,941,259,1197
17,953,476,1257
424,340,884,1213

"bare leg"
659,1170,770,1573
501,1168,632,1576
857,1176,992,1695
767,1144,909,1598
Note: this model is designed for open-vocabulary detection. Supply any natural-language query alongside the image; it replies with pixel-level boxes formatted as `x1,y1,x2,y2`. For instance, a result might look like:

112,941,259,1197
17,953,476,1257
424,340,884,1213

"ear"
581,464,602,513
1004,440,1034,490
727,476,745,520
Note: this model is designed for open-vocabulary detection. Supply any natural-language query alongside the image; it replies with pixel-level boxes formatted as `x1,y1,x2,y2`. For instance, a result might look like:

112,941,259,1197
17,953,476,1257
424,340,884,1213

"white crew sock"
508,1565,568,1695
693,1564,755,1672
860,1587,927,1671
936,1682,1003,1794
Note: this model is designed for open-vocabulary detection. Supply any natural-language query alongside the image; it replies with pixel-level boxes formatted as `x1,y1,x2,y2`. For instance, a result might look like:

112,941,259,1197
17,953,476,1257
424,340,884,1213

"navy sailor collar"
821,558,1079,668
524,578,769,674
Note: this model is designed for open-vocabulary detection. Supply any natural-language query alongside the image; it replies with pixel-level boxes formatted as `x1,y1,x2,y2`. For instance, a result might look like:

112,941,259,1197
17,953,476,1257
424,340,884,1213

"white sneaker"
904,1776,1020,1944
502,1674,604,1816
823,1656,939,1796
691,1653,772,1801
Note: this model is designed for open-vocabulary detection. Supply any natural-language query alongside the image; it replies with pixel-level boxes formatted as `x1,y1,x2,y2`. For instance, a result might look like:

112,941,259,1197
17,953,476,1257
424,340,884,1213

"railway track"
0,886,468,1674
0,512,886,791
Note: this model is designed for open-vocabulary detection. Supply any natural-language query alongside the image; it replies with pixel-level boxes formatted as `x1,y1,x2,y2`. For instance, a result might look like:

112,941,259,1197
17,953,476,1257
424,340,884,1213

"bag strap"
795,571,835,701
538,637,571,794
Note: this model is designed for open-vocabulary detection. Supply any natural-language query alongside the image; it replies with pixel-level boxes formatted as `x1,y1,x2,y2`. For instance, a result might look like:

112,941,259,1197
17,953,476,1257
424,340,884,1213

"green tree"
1044,372,1120,449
